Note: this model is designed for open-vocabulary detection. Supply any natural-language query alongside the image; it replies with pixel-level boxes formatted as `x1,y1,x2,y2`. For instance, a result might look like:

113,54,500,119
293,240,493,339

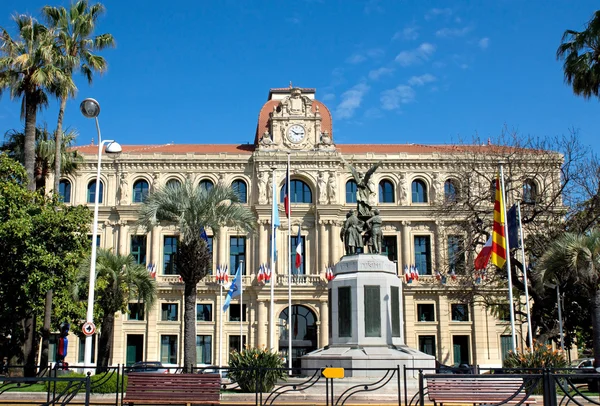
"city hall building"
55,86,541,369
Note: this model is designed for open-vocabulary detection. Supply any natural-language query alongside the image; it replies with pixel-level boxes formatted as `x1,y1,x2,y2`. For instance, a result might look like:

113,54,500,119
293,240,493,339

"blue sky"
0,0,598,151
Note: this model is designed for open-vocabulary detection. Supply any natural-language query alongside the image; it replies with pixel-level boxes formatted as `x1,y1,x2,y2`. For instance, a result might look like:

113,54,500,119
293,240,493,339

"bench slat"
426,377,536,406
124,373,221,405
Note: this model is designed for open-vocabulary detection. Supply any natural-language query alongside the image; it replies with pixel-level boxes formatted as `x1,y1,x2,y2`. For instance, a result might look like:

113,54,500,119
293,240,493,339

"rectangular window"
229,237,246,274
163,236,178,275
338,286,352,337
161,303,178,321
160,335,177,364
382,236,398,262
414,236,431,275
290,235,306,275
228,335,247,354
78,335,96,363
417,303,435,322
128,303,145,321
496,304,511,322
364,286,381,337
196,335,212,364
500,335,512,361
196,304,213,322
447,235,465,274
87,235,101,247
48,334,59,363
328,288,332,339
419,335,436,357
391,286,401,337
229,304,247,322
206,236,214,274
130,236,147,265
451,304,469,322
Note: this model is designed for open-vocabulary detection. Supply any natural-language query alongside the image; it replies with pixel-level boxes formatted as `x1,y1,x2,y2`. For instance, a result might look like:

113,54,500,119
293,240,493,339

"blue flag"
200,227,208,242
223,263,242,312
506,204,519,249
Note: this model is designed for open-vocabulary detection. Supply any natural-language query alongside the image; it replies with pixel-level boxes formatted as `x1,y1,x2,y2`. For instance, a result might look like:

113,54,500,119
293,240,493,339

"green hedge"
45,372,127,394
228,346,287,392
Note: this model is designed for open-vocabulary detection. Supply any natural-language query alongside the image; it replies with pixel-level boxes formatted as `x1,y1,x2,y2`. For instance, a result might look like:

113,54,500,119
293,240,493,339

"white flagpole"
239,260,243,352
287,153,292,372
499,164,517,353
219,267,223,368
517,201,533,353
557,286,565,352
269,168,276,352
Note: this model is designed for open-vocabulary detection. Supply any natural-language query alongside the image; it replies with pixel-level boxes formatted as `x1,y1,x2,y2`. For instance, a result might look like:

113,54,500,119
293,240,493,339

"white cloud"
364,107,383,119
478,37,490,49
436,26,472,38
408,74,437,86
380,85,415,110
366,48,384,58
346,54,366,64
425,8,452,20
336,83,370,119
395,43,436,67
393,26,419,41
368,67,395,80
364,0,383,14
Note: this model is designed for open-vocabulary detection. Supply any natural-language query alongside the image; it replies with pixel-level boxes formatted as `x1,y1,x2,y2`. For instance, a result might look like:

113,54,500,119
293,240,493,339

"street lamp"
80,98,122,367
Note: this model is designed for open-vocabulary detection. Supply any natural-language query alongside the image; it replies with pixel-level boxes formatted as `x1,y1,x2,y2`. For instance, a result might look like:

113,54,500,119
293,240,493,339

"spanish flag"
490,174,507,268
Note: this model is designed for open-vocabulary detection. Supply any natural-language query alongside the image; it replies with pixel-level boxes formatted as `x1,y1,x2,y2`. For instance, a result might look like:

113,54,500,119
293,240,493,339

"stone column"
257,300,268,348
435,221,444,272
401,221,412,269
329,221,338,265
319,300,329,348
319,220,327,274
118,222,129,256
151,226,161,268
218,228,227,269
258,221,268,267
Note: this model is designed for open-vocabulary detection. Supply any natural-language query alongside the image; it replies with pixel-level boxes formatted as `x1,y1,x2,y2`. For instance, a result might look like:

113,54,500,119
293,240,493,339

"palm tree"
0,15,66,192
76,249,156,370
2,126,82,190
557,10,600,100
137,180,256,370
42,1,115,194
538,230,600,368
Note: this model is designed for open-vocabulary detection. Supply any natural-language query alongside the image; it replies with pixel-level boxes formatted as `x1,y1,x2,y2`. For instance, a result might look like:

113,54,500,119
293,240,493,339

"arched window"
281,179,312,204
346,180,357,204
87,180,103,203
379,180,395,203
411,179,428,203
199,179,214,193
232,179,247,203
523,179,537,203
444,179,459,202
166,178,181,188
133,179,149,203
59,179,71,203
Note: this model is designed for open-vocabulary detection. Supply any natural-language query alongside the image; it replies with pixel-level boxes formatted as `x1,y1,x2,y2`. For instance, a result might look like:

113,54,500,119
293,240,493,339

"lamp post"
80,98,122,367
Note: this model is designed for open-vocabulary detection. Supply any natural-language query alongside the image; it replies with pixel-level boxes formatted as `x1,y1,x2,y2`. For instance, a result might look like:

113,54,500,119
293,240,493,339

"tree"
0,15,66,192
0,153,90,375
538,230,600,368
431,129,597,346
137,180,256,370
75,249,156,371
42,1,114,194
557,10,600,100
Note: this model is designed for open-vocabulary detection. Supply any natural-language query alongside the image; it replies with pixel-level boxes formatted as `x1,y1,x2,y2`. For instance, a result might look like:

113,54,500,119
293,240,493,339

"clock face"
287,124,305,143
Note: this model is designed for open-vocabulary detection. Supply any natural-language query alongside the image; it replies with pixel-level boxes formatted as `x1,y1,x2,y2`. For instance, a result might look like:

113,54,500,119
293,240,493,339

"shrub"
228,346,287,392
45,371,127,394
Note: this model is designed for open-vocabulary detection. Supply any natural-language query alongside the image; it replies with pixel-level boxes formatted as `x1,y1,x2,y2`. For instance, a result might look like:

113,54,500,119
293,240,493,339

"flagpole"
239,260,243,353
517,201,533,353
499,164,517,353
557,286,565,352
219,268,223,368
287,153,292,373
269,168,276,352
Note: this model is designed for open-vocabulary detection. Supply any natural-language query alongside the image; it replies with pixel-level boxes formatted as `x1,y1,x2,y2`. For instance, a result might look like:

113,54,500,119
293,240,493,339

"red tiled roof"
74,144,255,155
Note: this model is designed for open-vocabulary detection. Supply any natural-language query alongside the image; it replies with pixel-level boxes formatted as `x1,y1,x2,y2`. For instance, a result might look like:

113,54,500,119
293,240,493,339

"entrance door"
452,335,470,366
126,335,144,366
278,305,318,372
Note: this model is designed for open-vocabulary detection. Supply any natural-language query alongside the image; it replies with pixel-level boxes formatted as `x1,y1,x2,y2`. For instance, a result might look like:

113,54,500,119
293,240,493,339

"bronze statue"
341,210,364,255
365,209,383,254
342,158,381,218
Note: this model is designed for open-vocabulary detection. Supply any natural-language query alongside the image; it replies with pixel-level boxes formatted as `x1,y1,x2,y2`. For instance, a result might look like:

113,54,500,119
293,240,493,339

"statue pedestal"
301,254,435,377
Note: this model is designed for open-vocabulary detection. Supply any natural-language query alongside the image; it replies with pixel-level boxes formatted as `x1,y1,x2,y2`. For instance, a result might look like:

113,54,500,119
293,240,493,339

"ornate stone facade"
55,86,545,370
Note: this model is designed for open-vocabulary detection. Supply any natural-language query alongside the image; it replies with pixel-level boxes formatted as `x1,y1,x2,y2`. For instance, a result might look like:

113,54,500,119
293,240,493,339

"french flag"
474,236,493,271
283,164,290,218
295,226,302,271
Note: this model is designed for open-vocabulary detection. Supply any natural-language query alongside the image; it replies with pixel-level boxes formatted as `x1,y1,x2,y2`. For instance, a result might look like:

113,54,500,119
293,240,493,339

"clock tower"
255,86,334,151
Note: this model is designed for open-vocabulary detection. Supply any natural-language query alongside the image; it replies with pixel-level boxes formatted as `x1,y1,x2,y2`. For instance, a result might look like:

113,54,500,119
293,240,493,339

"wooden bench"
426,376,537,406
124,373,221,405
